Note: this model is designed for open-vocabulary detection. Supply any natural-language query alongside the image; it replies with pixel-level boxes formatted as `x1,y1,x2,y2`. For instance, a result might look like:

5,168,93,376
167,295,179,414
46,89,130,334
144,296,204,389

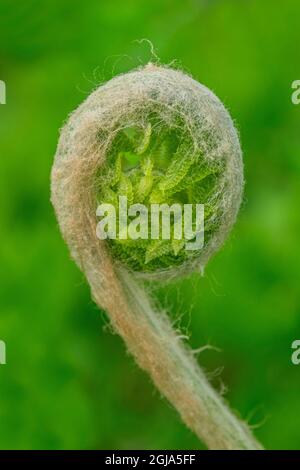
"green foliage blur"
0,0,299,450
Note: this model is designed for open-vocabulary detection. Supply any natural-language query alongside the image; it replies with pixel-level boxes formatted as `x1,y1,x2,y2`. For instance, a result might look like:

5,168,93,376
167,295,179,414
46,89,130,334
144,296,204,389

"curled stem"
51,64,263,450
97,266,261,450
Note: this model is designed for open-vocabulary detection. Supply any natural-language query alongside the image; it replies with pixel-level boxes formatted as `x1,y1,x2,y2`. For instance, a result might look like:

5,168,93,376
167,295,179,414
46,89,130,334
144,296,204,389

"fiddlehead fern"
51,64,262,450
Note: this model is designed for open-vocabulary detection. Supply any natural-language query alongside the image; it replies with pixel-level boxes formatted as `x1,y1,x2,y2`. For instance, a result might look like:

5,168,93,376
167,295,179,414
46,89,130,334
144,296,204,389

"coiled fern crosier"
51,64,262,450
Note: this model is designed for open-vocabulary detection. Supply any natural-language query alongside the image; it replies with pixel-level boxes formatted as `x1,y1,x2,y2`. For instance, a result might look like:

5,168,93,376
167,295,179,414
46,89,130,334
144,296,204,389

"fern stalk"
51,64,262,449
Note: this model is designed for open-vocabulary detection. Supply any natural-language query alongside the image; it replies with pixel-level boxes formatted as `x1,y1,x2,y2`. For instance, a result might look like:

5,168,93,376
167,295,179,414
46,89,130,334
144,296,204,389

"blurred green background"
0,0,299,450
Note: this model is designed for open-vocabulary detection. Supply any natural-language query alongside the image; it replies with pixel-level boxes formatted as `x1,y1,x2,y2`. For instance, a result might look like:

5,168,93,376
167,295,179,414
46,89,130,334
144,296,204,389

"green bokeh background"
0,0,299,450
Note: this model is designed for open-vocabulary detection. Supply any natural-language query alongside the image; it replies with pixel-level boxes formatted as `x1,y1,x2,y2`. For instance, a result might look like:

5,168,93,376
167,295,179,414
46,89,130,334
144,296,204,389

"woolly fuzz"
51,64,243,284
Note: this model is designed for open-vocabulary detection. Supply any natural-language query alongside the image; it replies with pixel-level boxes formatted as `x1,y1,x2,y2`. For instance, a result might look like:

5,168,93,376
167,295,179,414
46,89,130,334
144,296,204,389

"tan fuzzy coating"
51,64,262,449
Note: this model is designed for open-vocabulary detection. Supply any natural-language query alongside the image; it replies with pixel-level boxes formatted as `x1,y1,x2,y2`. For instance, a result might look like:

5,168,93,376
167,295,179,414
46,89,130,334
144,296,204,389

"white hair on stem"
51,64,262,449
